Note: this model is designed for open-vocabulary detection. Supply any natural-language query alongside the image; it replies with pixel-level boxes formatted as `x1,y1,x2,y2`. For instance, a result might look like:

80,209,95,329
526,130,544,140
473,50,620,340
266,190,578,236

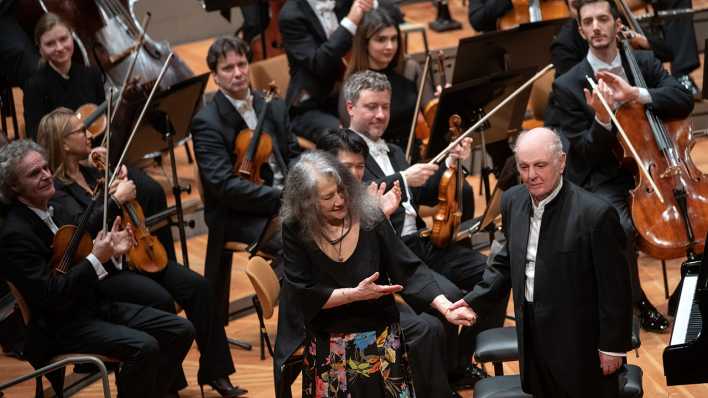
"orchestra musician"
278,0,373,143
448,127,633,398
279,150,476,398
338,7,435,155
0,139,195,398
467,0,513,32
36,108,248,398
544,0,694,332
342,70,507,383
190,36,301,324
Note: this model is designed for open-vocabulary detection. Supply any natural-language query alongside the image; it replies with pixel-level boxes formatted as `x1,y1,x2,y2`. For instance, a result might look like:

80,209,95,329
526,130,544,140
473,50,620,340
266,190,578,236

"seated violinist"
190,36,301,320
36,108,247,398
0,140,195,398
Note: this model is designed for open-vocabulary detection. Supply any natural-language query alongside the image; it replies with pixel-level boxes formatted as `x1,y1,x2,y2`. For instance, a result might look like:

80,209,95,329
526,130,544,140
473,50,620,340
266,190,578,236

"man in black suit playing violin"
544,0,694,332
0,140,195,398
191,36,301,326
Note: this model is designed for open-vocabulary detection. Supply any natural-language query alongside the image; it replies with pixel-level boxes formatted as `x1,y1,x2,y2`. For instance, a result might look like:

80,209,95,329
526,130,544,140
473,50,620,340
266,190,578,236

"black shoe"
676,74,701,99
636,299,670,333
200,377,248,398
450,364,487,390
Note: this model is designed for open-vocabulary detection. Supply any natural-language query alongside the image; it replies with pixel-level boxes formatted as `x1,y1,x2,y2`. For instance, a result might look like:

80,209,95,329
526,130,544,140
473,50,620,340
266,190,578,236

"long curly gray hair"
280,151,382,242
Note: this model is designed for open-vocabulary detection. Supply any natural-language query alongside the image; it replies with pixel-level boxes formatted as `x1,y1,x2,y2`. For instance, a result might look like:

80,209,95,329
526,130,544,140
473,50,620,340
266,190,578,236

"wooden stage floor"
2,0,708,397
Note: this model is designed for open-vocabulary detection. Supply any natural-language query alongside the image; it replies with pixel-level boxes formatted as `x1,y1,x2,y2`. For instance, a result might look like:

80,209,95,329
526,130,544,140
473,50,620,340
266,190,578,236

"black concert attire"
49,165,236,387
282,218,446,397
0,0,39,88
191,89,300,323
463,179,633,398
654,0,700,77
467,0,512,32
23,62,104,141
544,50,693,306
279,0,354,142
0,202,194,398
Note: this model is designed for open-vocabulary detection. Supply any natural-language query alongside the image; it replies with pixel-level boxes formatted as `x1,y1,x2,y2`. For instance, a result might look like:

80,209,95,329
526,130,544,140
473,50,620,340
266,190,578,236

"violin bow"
102,88,114,233
109,52,174,187
584,75,665,203
405,54,431,163
428,64,555,165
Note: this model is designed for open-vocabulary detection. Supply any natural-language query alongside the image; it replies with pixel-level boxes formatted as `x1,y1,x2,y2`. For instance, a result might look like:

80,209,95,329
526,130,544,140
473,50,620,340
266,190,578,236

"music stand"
451,18,568,84
111,73,209,269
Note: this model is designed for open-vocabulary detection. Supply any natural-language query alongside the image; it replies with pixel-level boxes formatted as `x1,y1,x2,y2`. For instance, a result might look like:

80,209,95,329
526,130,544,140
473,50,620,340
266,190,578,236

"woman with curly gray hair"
280,151,475,397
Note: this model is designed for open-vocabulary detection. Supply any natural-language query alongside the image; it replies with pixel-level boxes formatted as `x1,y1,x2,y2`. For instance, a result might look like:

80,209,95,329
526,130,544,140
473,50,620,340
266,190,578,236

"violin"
233,84,278,185
51,211,96,274
430,115,465,248
406,55,432,163
497,0,569,30
586,0,708,259
91,151,168,273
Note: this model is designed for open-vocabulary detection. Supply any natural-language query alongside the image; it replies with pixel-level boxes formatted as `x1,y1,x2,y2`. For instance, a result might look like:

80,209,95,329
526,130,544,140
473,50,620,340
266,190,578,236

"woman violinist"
338,7,435,161
37,108,248,398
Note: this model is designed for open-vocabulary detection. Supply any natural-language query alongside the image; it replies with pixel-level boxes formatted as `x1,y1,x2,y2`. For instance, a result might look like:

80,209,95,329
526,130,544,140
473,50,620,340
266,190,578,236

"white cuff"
341,17,357,35
637,87,652,104
86,254,109,280
595,116,613,131
598,350,626,357
111,256,123,271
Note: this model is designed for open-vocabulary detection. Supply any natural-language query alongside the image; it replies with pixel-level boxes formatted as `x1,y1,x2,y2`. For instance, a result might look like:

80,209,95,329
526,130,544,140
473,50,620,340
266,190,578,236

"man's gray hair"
0,140,46,203
343,70,392,105
280,150,382,242
513,128,565,163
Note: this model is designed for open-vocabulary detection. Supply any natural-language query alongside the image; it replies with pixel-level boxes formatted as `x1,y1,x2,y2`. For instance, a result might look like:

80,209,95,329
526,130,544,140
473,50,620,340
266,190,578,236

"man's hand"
584,78,615,125
597,71,641,104
109,217,136,256
347,0,374,25
449,137,472,162
92,230,115,263
352,272,403,301
445,298,477,326
368,181,401,217
599,352,623,376
402,163,438,187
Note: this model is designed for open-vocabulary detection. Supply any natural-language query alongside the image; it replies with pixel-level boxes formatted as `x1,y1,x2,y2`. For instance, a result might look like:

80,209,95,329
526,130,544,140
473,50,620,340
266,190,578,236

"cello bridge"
660,166,681,179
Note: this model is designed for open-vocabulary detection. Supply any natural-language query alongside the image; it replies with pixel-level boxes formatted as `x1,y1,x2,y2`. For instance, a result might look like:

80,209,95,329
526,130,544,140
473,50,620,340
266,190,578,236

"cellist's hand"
618,25,650,50
584,78,615,125
596,71,641,104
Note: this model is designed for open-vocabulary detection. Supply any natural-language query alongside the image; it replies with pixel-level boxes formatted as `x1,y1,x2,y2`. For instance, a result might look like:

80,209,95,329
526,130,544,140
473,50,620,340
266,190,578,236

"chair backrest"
249,54,290,95
244,256,280,319
191,160,205,204
7,282,31,326
528,70,555,120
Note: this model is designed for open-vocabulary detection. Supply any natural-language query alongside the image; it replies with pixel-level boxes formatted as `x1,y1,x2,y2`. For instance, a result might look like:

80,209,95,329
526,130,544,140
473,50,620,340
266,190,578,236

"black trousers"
0,5,39,88
398,303,453,398
97,262,235,385
523,303,619,398
655,0,700,75
55,301,194,398
592,181,643,304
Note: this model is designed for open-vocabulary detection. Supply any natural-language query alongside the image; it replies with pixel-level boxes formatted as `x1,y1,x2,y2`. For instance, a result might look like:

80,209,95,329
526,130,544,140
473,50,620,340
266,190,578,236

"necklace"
322,215,352,262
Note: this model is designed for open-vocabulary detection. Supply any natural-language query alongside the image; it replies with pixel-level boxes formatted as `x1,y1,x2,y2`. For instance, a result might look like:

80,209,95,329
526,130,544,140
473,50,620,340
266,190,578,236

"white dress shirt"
586,51,652,130
305,0,358,37
223,90,286,188
28,205,110,280
354,131,419,236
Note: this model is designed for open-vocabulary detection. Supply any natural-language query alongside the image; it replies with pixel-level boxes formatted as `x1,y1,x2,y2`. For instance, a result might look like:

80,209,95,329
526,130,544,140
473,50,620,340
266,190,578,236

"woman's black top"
283,218,442,334
23,62,104,140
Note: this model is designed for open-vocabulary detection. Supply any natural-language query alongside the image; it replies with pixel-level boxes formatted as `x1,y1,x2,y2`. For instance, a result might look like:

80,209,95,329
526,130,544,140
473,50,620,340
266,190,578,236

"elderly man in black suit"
0,140,195,398
278,0,374,142
191,36,300,326
544,0,694,333
450,127,634,398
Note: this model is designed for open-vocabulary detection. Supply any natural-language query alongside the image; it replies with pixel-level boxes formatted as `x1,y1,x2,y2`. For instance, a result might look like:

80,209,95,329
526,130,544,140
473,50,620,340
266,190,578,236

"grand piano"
663,255,708,386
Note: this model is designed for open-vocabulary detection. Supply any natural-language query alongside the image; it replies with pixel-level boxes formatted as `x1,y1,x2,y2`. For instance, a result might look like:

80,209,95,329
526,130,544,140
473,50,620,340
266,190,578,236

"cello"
585,22,708,260
430,115,465,248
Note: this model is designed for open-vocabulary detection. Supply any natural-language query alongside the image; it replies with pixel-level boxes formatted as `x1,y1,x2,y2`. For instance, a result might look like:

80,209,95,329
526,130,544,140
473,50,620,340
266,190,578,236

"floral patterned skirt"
302,323,415,398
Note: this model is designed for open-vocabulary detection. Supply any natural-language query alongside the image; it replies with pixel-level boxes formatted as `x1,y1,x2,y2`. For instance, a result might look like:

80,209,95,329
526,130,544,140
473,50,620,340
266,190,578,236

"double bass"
589,21,708,259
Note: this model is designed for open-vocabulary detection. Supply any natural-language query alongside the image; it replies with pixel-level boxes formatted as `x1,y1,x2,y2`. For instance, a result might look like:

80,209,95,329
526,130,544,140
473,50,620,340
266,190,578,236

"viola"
233,84,278,185
430,115,465,248
91,151,168,272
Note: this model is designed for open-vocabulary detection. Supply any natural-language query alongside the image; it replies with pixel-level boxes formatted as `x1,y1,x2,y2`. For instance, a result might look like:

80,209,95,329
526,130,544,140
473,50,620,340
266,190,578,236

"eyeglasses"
65,126,88,136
